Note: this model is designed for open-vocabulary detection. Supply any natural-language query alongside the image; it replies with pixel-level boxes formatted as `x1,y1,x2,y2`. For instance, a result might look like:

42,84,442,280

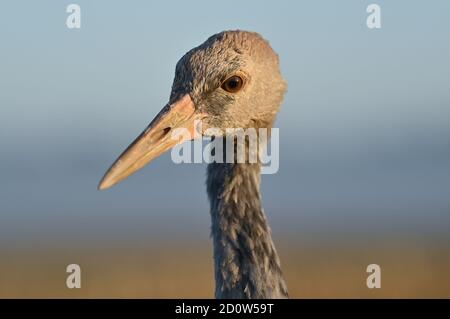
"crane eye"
221,75,244,93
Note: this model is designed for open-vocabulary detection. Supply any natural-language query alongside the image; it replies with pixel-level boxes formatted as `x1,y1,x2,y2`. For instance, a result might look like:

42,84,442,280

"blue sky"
0,1,449,246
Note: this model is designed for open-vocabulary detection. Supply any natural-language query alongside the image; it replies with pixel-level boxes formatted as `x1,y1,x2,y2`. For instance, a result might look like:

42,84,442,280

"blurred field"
1,240,449,298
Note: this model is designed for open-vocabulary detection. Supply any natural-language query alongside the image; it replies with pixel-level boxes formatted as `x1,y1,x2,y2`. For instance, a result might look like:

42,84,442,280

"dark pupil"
228,77,239,89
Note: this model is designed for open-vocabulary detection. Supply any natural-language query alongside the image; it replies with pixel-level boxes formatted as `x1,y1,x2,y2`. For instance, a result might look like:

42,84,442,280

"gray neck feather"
206,156,288,298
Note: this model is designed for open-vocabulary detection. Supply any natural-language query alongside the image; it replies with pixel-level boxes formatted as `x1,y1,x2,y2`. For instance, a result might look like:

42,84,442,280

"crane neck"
206,155,288,298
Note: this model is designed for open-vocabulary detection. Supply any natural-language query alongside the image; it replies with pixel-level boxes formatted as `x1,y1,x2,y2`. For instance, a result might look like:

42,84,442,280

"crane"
99,30,289,298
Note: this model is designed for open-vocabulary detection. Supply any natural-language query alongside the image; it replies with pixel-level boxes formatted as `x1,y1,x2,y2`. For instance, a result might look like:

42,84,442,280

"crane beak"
98,94,202,190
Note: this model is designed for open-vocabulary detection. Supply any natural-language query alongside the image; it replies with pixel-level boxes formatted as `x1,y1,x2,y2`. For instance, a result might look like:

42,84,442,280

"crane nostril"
151,127,172,142
162,127,171,136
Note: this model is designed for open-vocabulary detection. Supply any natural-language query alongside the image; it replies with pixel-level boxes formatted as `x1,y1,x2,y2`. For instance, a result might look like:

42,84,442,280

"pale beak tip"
97,94,197,192
97,177,114,191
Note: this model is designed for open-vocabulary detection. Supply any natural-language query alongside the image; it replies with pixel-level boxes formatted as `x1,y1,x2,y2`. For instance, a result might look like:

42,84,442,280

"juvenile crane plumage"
99,30,288,298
